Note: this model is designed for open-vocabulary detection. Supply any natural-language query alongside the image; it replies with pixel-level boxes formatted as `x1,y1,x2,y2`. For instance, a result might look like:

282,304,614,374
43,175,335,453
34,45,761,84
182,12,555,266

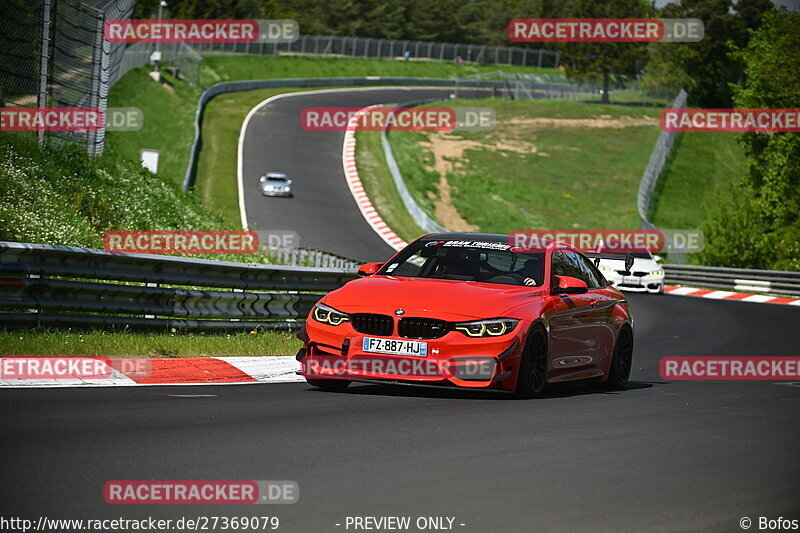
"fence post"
86,5,105,156
37,0,53,147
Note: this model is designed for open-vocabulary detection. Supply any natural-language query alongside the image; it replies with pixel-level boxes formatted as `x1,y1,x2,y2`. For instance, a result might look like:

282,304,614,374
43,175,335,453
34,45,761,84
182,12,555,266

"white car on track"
591,251,665,294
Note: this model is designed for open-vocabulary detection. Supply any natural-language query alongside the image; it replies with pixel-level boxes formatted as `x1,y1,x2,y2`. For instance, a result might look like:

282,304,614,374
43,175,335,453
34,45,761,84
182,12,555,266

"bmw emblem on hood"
395,309,405,315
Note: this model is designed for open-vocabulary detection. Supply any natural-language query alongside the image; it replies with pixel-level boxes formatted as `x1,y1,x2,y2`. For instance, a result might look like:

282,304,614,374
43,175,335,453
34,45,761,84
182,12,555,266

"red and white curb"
342,105,407,252
0,356,304,388
664,286,800,306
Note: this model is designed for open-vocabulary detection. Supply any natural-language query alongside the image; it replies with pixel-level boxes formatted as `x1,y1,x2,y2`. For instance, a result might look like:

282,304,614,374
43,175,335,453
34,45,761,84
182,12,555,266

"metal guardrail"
0,242,358,331
664,264,800,298
381,99,451,235
1,243,797,333
270,247,362,269
637,89,688,230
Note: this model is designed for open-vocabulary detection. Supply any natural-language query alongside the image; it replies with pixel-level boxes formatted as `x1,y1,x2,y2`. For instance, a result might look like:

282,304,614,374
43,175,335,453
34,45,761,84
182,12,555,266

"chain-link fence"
1,0,134,155
191,35,560,70
454,71,598,101
453,71,679,107
112,42,203,88
0,0,47,110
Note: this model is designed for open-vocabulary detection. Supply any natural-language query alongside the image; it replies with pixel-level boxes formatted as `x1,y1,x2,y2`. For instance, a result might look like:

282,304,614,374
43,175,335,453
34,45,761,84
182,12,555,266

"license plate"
362,337,428,357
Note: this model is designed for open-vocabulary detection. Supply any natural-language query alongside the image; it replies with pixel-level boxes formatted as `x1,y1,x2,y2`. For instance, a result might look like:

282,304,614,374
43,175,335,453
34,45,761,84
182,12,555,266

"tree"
643,0,772,107
557,0,652,104
697,8,800,270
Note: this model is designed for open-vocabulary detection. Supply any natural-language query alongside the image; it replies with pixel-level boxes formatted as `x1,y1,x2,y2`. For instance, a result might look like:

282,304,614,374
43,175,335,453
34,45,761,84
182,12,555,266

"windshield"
379,239,546,287
266,177,287,182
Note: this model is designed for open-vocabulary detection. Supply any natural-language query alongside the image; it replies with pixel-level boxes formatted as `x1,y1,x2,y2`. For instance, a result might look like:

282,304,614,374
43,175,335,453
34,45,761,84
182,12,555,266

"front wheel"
516,326,548,398
605,326,633,389
306,378,351,392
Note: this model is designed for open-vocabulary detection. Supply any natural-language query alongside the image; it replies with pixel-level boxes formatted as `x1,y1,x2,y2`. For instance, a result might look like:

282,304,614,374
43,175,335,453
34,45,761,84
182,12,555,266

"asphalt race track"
2,88,799,532
241,87,459,261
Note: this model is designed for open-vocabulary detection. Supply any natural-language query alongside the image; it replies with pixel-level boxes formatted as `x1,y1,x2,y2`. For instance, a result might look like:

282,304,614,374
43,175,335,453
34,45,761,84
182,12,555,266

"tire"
516,326,548,399
605,326,633,390
306,378,351,392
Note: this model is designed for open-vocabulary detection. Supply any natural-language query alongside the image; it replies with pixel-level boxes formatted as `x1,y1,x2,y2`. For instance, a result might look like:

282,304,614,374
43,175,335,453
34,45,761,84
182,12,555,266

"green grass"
354,129,428,243
200,54,560,86
0,330,300,357
374,98,663,233
0,131,269,263
649,132,746,229
106,68,201,188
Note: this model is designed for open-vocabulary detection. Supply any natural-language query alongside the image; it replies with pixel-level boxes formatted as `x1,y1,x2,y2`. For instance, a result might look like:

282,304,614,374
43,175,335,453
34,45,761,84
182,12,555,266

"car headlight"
649,269,664,277
454,318,519,337
312,302,349,326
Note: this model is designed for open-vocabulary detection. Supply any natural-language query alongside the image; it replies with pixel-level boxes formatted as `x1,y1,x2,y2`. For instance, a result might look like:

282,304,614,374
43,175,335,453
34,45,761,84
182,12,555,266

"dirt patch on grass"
420,132,482,231
503,115,658,132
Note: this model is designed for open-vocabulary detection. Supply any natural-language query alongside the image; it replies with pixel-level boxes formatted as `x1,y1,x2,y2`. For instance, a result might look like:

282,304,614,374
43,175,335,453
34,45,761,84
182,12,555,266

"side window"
551,251,587,283
574,253,606,289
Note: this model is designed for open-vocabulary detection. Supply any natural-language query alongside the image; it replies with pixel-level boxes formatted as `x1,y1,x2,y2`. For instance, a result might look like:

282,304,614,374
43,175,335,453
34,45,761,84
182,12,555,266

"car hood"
323,275,544,320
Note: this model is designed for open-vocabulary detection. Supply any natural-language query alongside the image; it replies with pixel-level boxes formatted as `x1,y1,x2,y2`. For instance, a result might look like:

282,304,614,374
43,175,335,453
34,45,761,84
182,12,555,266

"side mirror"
357,262,384,276
259,176,266,183
653,254,662,263
287,179,293,185
624,253,634,273
593,257,600,267
553,275,588,294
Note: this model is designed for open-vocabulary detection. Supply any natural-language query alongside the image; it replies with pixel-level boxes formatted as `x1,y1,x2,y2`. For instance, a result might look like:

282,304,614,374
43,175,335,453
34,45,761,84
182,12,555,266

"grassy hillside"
105,68,201,188
366,98,663,234
649,132,746,229
0,132,267,263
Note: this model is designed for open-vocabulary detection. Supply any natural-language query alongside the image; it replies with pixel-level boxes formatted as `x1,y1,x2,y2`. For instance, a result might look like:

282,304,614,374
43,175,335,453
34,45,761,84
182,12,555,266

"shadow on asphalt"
305,380,660,401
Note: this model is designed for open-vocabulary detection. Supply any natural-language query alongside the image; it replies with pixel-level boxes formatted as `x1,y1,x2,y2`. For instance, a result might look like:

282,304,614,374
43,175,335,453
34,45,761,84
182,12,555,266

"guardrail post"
144,282,158,319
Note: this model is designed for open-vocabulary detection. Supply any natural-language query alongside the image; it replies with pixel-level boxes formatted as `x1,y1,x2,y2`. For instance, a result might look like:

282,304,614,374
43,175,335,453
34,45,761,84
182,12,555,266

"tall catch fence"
1,0,135,155
192,35,560,70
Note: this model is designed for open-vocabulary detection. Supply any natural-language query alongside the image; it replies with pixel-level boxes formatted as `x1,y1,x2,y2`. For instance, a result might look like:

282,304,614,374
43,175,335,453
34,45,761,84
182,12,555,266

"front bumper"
261,190,292,197
605,273,664,294
300,320,523,390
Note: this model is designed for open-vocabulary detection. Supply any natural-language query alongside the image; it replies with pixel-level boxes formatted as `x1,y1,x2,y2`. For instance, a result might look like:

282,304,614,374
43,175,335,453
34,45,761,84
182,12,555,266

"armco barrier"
637,89,688,230
664,264,800,298
380,99,450,235
0,242,358,331
2,242,798,333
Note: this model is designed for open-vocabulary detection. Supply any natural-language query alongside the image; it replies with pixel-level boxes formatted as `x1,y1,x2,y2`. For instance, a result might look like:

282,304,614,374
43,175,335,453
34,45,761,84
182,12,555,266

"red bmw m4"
298,233,633,397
